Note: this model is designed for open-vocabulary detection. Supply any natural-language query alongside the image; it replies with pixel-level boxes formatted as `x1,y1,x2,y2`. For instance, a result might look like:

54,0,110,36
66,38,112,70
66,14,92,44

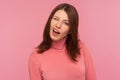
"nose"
56,21,62,28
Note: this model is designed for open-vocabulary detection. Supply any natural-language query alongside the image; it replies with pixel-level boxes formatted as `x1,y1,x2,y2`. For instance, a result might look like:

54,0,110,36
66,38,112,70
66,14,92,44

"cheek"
50,22,53,33
50,21,53,28
61,28,70,36
50,19,56,27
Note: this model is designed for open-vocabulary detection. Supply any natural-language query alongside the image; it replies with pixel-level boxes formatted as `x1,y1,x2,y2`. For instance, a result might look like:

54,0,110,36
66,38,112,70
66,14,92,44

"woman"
29,3,96,80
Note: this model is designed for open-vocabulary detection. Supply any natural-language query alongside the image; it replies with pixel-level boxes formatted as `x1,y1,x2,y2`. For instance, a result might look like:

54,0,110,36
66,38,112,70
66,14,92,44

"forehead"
53,10,69,20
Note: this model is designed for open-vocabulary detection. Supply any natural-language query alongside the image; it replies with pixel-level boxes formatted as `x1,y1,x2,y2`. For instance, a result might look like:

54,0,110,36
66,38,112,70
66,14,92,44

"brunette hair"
37,3,80,62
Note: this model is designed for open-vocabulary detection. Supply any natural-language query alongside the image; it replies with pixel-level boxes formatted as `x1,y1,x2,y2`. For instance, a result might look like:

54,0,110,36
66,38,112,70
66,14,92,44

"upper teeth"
53,29,58,32
53,28,60,34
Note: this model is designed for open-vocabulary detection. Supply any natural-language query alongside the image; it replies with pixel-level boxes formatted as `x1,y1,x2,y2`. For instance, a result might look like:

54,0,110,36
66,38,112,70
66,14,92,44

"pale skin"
50,10,70,41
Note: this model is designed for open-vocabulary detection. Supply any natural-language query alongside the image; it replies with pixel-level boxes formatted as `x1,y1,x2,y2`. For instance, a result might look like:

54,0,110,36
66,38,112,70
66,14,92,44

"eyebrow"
53,15,69,22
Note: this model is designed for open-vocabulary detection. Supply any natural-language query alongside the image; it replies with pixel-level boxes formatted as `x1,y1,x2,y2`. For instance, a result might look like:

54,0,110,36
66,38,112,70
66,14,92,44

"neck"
51,37,67,50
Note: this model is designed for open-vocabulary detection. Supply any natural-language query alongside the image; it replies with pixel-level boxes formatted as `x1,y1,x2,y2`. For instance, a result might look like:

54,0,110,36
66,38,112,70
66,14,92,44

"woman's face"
50,10,70,41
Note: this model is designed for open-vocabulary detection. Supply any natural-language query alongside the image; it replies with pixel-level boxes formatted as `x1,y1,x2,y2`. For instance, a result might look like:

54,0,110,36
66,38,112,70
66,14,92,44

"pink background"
0,0,120,80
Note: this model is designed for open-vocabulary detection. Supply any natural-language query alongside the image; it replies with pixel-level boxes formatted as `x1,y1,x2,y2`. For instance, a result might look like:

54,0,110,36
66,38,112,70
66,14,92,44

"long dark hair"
37,3,80,62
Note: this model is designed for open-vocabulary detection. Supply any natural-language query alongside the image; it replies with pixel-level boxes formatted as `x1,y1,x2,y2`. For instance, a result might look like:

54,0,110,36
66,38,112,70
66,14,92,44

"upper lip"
53,28,60,34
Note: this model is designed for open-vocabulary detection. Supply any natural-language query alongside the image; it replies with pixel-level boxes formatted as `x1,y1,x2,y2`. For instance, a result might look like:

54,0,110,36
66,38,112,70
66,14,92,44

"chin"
50,35,60,41
51,37,60,41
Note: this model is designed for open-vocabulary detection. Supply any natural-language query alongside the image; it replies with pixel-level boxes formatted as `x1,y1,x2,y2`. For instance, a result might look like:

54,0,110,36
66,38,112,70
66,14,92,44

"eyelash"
53,17,58,20
52,17,69,26
63,22,69,26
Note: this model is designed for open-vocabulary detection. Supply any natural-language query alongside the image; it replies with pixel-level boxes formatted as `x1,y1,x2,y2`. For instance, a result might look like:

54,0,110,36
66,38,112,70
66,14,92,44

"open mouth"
53,28,60,34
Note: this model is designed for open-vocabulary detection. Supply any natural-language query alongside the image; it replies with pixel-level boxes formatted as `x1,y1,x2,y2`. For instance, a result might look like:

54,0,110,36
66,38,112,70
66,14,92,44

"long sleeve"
81,43,96,80
28,51,42,80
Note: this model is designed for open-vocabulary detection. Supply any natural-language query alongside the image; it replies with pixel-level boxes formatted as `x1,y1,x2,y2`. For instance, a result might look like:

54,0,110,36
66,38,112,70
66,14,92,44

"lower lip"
52,31,59,36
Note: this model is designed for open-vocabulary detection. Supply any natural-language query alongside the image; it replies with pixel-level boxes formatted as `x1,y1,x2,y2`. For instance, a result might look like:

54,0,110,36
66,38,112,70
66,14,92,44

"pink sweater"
29,38,96,80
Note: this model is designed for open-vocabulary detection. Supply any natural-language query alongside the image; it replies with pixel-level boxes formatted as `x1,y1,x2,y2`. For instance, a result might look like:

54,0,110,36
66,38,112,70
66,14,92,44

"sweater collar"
51,37,67,50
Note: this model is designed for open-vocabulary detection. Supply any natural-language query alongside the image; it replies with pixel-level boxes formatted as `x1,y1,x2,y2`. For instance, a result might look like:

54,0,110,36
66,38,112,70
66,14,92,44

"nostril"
56,25,60,28
56,25,61,28
56,26,60,28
